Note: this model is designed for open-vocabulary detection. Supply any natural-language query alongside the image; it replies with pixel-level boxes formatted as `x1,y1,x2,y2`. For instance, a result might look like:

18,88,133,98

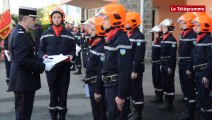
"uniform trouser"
161,64,175,103
4,53,10,80
88,84,108,120
130,72,144,110
46,63,70,114
105,86,130,120
14,91,35,120
179,63,196,111
152,63,163,97
195,70,212,119
75,51,82,70
82,50,88,69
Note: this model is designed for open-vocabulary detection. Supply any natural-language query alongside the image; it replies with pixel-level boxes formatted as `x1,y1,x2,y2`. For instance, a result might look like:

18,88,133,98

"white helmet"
68,20,75,25
73,23,80,28
150,25,161,33
159,18,175,31
160,19,174,26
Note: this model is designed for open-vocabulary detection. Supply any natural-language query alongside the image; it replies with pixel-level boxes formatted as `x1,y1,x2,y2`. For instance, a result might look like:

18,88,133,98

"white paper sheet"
84,84,90,98
4,50,10,61
46,54,68,65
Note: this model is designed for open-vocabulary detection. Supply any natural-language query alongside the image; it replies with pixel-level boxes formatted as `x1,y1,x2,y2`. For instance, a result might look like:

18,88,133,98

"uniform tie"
196,32,207,43
52,25,62,37
106,27,120,43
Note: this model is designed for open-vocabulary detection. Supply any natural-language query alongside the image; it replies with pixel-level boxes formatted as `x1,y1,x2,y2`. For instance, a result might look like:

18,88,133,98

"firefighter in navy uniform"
149,25,164,103
84,16,108,120
158,19,177,111
81,20,91,70
38,7,76,120
8,6,54,120
126,11,145,120
187,15,212,120
175,12,197,120
97,3,131,120
72,23,82,74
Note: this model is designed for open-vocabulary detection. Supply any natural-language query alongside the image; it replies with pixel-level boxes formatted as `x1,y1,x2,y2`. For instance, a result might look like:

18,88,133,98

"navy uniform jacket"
38,26,76,58
8,25,45,92
160,33,177,70
206,46,212,79
129,27,145,73
86,36,105,94
74,31,82,46
81,32,90,50
4,36,9,50
102,29,131,99
152,37,162,62
178,29,197,65
188,32,212,72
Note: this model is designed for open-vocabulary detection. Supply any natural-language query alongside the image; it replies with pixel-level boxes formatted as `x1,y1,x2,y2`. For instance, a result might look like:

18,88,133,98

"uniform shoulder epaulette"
18,29,24,34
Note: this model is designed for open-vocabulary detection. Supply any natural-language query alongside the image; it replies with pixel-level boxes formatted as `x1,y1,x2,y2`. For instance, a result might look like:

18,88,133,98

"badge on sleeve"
193,41,196,45
137,42,141,46
172,44,176,48
100,55,105,61
120,49,126,55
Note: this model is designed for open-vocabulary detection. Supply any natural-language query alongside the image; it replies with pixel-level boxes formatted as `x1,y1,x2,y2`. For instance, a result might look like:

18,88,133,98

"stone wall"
87,8,101,18
119,0,153,58
83,0,153,58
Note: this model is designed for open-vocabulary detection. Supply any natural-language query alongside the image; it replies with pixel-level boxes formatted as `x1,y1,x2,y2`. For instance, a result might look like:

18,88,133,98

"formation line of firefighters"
4,2,212,120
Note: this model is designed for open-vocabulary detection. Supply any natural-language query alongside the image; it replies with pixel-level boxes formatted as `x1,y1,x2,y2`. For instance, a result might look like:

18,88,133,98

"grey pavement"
0,61,201,120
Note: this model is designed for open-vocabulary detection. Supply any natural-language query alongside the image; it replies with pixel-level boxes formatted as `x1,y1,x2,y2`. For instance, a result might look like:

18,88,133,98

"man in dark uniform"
97,3,131,120
149,25,163,103
80,20,90,70
158,18,177,111
188,15,212,120
38,7,76,120
126,11,145,120
8,6,54,120
84,16,107,120
175,12,197,120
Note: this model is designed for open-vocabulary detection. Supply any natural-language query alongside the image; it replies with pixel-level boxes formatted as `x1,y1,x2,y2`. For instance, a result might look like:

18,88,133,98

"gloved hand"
45,62,55,71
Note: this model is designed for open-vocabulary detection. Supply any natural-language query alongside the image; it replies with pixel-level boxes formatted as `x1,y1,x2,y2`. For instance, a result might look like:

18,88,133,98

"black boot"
59,109,67,120
6,78,10,92
70,64,76,71
151,95,163,103
158,102,173,111
49,109,58,120
128,108,135,119
73,70,82,75
176,111,194,120
128,108,142,120
6,78,9,86
177,97,186,103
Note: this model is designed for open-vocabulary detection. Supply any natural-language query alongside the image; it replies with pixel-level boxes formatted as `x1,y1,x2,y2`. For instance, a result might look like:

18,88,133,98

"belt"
83,76,97,84
152,60,161,63
179,57,190,60
83,48,89,50
102,74,118,83
161,56,170,62
193,63,207,71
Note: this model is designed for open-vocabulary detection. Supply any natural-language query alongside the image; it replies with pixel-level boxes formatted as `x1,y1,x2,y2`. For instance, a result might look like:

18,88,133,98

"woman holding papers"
38,7,76,120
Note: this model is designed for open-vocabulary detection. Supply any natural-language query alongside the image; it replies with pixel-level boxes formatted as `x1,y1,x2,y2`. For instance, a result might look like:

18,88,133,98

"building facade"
61,0,212,58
